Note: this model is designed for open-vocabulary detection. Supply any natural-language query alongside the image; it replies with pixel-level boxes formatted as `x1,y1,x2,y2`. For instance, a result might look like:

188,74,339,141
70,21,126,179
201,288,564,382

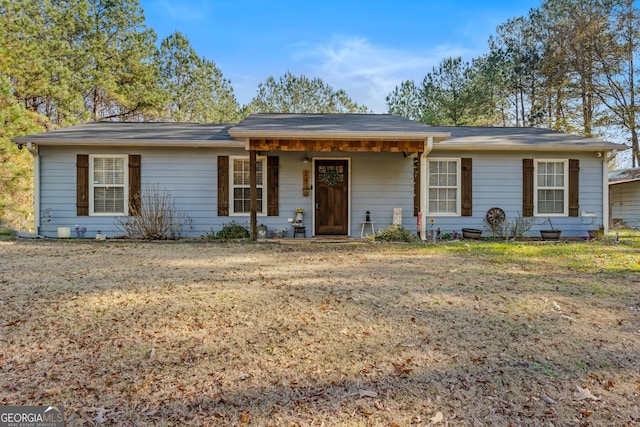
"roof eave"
609,178,640,185
228,130,451,141
11,138,243,148
432,144,626,151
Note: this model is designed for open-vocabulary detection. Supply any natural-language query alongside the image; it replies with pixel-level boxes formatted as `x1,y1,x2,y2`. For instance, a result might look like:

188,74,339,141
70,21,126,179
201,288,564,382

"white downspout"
26,143,40,235
603,150,616,234
420,137,433,241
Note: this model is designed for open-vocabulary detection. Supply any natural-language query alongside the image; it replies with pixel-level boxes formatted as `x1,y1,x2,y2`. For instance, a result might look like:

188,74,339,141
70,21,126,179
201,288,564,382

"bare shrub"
484,216,505,238
484,213,533,240
508,214,533,240
115,184,192,239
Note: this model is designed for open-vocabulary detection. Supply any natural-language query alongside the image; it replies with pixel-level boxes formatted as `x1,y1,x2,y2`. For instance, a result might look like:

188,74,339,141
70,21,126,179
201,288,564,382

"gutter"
430,144,625,152
11,139,244,148
602,149,619,233
419,137,433,241
608,178,640,186
602,156,610,234
228,129,451,141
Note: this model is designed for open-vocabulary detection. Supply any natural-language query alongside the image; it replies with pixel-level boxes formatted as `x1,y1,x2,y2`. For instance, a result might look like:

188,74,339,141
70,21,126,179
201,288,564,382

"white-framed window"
89,155,128,215
230,156,266,215
534,159,568,216
427,158,460,215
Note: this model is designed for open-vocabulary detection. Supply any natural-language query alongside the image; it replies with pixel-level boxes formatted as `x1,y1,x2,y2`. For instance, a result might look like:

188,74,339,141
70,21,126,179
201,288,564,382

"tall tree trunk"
514,86,520,126
628,2,639,167
519,86,526,126
630,129,639,167
581,82,592,138
93,87,99,121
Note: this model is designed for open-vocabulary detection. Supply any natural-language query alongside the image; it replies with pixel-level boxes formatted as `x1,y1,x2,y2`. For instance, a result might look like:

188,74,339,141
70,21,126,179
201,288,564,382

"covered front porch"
228,114,450,241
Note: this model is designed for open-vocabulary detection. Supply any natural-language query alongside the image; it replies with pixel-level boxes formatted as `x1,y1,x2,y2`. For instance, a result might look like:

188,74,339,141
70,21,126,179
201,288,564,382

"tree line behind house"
1,0,639,231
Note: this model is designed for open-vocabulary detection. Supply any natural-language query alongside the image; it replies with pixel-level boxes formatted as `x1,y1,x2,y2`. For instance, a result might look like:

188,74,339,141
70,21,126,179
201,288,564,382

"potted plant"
461,228,482,239
302,185,310,197
540,219,561,240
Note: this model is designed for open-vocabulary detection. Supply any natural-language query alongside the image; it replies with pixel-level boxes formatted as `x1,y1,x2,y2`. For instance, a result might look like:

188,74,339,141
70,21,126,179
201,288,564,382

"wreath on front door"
322,168,341,186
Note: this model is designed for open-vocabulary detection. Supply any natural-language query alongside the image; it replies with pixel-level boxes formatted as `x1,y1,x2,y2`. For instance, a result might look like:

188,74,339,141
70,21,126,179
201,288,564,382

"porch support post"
249,149,257,241
420,137,433,241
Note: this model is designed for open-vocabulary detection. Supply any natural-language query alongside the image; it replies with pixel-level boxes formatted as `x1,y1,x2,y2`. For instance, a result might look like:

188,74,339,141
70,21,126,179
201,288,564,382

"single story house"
609,168,640,229
12,113,625,240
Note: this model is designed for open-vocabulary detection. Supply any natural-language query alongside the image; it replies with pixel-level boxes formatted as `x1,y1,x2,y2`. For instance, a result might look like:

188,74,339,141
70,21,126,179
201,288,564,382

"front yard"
1,238,639,426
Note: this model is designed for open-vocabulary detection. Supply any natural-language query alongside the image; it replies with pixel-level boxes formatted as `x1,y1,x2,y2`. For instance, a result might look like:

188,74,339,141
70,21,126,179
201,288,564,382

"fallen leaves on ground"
0,240,639,425
574,386,600,401
430,411,444,424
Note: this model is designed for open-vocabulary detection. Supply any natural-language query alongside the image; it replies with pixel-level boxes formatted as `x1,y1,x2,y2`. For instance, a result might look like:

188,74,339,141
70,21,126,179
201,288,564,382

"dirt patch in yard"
1,240,639,426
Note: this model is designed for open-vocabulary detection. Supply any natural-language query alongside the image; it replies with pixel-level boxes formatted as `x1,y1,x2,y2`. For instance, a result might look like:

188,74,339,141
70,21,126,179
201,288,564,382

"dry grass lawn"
1,238,639,426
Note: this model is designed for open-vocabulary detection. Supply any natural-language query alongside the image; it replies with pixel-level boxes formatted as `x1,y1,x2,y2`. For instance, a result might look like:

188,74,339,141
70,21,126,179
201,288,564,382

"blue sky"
140,0,542,113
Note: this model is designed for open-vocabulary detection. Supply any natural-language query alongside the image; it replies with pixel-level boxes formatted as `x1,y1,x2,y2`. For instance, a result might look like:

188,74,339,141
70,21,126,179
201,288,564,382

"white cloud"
293,36,474,113
156,1,210,22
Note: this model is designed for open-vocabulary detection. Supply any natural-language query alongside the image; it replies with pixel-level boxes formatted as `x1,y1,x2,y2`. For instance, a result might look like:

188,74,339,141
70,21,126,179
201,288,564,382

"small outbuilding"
609,169,640,229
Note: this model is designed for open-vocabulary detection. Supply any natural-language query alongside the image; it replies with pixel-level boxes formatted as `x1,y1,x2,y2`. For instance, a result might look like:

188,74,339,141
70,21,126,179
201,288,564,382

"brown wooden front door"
315,160,349,235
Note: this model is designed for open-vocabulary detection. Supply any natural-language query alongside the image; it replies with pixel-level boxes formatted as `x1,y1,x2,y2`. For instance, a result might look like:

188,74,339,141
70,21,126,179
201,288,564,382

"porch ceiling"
247,138,442,152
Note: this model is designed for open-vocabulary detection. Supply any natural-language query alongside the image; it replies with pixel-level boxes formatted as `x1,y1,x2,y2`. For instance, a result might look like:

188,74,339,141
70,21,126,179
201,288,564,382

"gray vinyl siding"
610,181,640,229
39,145,238,238
350,153,414,232
426,150,606,238
36,147,416,239
280,152,414,237
36,146,607,239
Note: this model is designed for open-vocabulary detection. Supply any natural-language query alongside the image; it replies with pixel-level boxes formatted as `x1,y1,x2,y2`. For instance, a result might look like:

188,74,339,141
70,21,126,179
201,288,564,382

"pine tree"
157,31,242,123
249,72,369,114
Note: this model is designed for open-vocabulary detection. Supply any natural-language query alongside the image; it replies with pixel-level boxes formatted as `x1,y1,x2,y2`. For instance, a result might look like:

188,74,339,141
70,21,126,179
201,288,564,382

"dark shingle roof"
12,114,627,152
228,113,451,140
431,126,624,151
609,168,640,184
12,122,238,146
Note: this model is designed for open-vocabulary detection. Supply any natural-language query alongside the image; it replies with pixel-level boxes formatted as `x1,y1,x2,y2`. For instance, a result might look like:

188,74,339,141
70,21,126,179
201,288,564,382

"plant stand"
293,225,306,238
360,221,375,238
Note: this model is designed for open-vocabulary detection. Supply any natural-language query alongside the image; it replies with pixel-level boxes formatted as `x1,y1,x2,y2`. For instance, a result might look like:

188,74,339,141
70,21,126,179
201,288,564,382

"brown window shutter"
76,154,89,216
413,156,420,216
128,155,141,215
522,159,534,217
267,156,279,216
461,158,472,216
218,156,229,216
568,159,579,217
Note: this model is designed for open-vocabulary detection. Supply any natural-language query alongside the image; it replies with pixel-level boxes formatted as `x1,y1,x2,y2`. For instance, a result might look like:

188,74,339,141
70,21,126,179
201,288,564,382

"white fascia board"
431,144,624,152
12,139,244,148
228,130,451,141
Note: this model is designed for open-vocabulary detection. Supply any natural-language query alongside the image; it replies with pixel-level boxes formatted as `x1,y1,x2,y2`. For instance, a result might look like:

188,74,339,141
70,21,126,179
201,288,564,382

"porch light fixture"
302,154,311,163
